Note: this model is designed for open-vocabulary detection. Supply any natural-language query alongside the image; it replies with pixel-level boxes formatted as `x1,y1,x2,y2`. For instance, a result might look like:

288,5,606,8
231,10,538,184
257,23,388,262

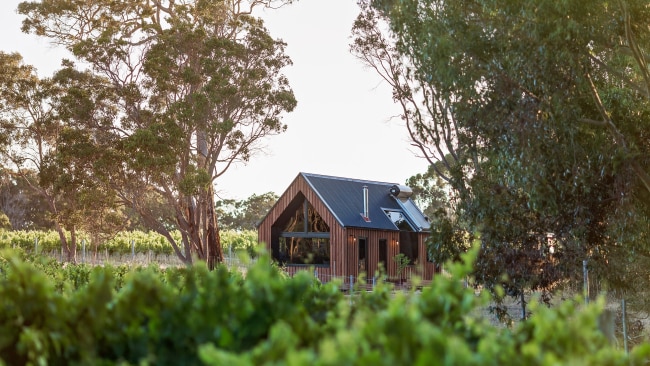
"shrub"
1,247,649,365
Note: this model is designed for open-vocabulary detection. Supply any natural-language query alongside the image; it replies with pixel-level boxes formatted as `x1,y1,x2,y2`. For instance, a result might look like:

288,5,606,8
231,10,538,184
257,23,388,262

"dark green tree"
353,0,650,312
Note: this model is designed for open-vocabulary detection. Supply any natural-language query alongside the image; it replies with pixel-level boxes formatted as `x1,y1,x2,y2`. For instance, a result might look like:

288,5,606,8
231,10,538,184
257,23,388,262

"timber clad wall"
258,174,435,284
344,228,434,282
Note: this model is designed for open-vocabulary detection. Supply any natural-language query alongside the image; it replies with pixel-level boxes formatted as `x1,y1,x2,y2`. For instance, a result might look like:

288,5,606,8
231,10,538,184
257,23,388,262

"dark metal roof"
301,172,430,232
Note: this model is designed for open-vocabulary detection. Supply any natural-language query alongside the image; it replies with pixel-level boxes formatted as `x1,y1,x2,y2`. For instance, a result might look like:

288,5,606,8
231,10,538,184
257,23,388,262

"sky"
1,0,429,200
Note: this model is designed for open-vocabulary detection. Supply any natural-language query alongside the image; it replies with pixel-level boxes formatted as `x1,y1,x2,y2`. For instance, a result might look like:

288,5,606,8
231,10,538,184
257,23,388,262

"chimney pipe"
363,185,369,220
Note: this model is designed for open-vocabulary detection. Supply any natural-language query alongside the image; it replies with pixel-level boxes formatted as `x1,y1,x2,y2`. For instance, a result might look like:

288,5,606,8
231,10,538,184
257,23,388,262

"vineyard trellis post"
622,298,628,354
583,260,589,304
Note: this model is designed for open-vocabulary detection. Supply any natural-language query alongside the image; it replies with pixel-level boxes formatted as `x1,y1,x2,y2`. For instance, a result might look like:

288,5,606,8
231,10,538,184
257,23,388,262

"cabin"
257,172,435,286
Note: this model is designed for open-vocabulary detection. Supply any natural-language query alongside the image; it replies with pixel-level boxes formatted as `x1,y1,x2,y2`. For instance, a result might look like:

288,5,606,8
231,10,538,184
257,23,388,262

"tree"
353,0,650,309
215,192,278,231
17,0,296,268
405,163,449,221
0,53,122,262
0,169,53,230
0,52,76,260
405,164,472,265
351,5,479,268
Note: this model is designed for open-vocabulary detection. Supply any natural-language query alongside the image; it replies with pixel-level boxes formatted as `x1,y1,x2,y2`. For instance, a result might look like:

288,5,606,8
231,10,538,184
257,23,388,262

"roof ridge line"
300,172,398,186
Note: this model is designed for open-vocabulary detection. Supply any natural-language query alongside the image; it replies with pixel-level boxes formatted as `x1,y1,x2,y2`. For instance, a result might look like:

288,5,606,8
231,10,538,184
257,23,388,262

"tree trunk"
205,185,223,270
196,123,223,269
54,221,76,264
68,227,77,263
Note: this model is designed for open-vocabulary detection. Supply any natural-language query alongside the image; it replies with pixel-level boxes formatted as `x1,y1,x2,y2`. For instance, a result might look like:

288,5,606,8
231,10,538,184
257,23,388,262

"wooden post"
583,260,589,304
622,299,628,354
349,274,354,306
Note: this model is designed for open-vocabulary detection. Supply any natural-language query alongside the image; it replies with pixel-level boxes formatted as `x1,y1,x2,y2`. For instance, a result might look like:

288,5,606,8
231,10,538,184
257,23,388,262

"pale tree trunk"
205,185,223,270
197,129,223,269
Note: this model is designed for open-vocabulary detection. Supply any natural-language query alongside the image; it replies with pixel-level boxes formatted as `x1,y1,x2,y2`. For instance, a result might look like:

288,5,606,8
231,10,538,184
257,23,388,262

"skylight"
395,199,431,231
383,209,415,231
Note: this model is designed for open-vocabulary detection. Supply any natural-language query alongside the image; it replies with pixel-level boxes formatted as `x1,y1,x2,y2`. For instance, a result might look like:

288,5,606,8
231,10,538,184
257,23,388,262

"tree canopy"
4,0,297,266
354,0,650,306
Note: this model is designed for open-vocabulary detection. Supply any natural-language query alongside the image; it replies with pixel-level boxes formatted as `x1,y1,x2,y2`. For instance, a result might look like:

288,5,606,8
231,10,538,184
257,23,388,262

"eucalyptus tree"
18,0,297,267
354,0,650,307
0,53,118,262
351,6,478,266
0,53,65,248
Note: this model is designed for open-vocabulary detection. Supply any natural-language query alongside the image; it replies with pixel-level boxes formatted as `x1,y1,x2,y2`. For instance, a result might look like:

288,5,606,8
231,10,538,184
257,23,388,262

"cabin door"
378,239,388,275
358,237,368,280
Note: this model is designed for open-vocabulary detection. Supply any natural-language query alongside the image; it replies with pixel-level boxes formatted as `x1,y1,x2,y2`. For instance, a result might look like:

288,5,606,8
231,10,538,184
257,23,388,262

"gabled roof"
301,172,430,232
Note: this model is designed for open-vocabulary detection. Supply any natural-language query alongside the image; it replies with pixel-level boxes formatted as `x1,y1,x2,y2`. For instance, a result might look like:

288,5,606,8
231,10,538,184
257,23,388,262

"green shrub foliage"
1,248,649,365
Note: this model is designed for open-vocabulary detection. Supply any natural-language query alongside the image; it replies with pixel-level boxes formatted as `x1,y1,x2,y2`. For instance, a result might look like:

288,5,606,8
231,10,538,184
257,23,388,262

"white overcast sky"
1,0,429,200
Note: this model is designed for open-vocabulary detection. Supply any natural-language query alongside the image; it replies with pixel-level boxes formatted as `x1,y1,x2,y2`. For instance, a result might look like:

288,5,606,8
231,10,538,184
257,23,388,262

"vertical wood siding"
345,229,434,282
258,174,435,284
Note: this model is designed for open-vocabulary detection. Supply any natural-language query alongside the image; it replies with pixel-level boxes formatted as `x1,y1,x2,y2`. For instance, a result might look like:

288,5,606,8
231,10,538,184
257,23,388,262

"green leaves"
179,165,211,196
365,0,650,306
2,248,649,365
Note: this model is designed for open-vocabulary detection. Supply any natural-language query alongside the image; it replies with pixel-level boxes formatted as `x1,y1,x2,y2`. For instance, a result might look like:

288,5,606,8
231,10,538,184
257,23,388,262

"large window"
283,201,329,232
399,232,419,265
272,196,330,266
278,237,330,265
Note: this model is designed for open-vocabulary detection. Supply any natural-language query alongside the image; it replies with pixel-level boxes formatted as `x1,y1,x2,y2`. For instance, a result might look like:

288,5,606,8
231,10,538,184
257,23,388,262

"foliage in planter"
393,253,410,282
